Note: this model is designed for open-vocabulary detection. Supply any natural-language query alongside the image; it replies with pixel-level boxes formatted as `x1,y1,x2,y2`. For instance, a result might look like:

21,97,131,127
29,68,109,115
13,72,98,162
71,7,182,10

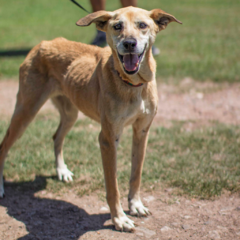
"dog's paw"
113,215,135,232
57,167,74,182
129,199,151,217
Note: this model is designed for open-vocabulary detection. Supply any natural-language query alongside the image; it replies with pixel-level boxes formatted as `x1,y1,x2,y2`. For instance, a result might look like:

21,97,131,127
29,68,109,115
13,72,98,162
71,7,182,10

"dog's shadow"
0,176,113,239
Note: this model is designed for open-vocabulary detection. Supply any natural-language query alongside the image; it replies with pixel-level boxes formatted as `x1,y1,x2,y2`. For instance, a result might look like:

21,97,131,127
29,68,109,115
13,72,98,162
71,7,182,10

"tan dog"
0,7,181,231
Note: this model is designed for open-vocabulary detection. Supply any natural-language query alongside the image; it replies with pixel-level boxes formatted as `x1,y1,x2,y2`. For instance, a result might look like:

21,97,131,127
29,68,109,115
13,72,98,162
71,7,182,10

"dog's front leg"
128,119,152,217
99,125,135,232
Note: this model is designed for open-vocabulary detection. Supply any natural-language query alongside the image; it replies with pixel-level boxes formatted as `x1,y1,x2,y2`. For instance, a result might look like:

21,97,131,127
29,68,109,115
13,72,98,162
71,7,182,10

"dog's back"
20,37,102,86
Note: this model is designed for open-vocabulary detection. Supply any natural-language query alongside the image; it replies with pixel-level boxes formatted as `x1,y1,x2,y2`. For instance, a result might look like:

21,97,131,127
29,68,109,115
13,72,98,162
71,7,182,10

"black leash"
70,0,90,14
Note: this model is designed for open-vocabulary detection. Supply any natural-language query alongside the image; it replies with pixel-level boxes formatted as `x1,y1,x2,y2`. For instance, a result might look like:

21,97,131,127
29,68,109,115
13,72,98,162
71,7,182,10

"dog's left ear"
150,9,182,32
76,11,113,32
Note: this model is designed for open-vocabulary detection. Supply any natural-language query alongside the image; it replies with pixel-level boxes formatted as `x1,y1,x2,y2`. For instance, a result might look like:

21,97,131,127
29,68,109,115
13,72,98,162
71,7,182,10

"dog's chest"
140,100,150,115
120,98,151,126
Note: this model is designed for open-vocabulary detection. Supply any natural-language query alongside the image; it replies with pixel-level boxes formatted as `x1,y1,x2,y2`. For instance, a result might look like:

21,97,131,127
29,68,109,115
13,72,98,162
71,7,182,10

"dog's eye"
139,22,147,29
114,23,122,31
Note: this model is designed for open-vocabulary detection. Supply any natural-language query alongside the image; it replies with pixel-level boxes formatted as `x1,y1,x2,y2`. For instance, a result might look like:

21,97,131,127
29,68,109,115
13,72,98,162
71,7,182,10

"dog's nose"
123,38,137,51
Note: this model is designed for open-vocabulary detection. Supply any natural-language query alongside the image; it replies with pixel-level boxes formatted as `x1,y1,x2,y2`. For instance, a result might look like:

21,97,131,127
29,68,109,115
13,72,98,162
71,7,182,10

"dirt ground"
0,79,240,240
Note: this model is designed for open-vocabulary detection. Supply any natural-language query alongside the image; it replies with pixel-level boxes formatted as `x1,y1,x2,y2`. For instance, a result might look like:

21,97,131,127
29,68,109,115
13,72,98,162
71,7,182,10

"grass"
0,0,239,82
1,115,239,199
0,0,239,200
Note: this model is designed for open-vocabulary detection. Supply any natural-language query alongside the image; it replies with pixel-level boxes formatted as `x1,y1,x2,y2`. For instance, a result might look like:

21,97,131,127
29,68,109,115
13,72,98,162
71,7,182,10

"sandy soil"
0,79,240,239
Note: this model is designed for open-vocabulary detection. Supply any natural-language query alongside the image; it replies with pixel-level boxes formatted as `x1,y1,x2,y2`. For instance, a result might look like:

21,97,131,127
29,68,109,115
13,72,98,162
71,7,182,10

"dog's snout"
123,38,137,51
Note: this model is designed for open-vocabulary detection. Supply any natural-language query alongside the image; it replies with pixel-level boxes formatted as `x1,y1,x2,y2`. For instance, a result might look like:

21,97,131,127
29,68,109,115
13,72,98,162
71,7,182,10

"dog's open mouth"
118,47,146,75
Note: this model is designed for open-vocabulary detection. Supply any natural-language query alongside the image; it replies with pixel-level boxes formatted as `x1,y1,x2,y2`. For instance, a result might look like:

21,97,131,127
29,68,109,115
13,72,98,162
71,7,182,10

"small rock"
196,92,204,99
219,207,235,215
171,222,180,227
135,227,156,238
217,226,228,232
182,224,190,230
208,230,220,239
191,204,200,208
136,232,144,236
235,206,240,211
184,215,191,219
100,206,108,212
236,231,240,236
204,221,212,225
161,226,172,232
143,196,155,203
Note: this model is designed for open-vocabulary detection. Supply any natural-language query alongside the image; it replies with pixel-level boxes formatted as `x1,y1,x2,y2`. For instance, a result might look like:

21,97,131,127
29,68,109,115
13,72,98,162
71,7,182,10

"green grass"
1,115,239,199
0,0,239,82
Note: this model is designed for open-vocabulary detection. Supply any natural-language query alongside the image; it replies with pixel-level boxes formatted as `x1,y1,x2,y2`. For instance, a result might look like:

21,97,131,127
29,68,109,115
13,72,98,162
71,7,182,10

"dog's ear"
150,9,182,32
76,11,113,32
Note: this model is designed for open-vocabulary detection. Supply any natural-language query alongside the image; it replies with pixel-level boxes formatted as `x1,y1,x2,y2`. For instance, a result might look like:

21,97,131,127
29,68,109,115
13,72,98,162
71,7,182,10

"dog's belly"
65,89,101,123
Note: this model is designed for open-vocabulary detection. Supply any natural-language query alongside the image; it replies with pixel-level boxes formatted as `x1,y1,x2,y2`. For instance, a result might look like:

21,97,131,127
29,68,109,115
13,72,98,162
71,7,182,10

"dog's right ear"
76,11,113,32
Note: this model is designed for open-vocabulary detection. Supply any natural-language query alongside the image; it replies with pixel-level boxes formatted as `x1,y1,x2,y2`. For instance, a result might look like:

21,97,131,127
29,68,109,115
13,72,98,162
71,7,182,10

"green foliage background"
0,0,239,82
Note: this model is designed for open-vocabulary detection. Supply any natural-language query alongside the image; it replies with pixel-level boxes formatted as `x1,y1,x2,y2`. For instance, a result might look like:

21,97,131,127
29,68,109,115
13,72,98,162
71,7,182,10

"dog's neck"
116,71,143,87
112,47,156,86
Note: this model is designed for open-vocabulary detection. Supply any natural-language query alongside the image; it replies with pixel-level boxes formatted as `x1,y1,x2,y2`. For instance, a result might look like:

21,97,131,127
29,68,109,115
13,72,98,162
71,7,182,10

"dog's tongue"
123,54,139,72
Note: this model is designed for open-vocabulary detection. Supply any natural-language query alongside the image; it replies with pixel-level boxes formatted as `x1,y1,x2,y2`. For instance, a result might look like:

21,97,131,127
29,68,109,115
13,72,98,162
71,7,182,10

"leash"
70,0,90,14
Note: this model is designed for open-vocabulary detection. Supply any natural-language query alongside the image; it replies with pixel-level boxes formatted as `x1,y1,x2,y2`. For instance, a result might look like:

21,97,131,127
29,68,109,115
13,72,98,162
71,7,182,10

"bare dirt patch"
0,80,56,119
156,78,240,127
1,185,239,240
1,79,240,124
0,79,240,239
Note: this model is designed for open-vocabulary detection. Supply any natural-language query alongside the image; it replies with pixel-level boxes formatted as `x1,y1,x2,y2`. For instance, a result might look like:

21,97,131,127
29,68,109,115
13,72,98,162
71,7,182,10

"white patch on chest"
140,100,150,114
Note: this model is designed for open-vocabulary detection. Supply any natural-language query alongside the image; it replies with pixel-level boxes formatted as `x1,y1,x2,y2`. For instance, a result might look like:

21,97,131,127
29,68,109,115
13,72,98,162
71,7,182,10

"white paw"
129,199,151,217
113,214,135,232
57,167,74,182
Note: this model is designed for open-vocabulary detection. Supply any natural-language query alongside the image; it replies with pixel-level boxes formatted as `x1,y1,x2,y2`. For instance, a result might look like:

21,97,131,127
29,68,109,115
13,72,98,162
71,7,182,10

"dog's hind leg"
51,96,78,182
0,79,53,198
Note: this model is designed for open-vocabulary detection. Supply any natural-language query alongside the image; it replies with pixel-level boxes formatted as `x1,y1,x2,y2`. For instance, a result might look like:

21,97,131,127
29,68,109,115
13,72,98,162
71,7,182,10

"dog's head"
77,7,181,77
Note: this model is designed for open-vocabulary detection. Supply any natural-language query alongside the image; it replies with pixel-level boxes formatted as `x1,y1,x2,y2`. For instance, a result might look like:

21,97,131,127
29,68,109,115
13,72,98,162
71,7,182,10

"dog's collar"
116,71,144,87
123,80,144,87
